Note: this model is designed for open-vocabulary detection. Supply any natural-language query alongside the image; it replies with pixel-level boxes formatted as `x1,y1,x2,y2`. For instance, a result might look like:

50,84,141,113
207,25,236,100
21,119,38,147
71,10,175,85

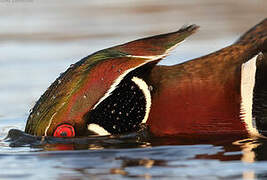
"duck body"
148,21,267,136
148,47,246,136
25,19,267,137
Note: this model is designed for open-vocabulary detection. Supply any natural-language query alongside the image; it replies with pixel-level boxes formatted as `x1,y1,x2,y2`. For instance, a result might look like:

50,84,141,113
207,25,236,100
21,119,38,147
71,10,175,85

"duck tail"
235,18,267,54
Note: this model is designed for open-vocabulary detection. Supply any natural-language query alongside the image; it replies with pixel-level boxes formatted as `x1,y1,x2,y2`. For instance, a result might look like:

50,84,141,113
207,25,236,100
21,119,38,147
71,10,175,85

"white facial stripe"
44,112,56,136
240,54,261,137
126,54,166,60
131,77,152,124
88,123,110,136
44,102,66,136
125,40,185,60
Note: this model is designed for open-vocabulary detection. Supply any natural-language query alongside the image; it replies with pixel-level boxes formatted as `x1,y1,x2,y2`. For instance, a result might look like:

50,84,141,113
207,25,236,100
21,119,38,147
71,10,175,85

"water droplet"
113,125,116,129
101,77,104,81
126,113,129,116
114,103,117,107
131,86,135,90
111,110,115,114
83,95,87,99
119,112,122,115
107,105,111,108
37,112,40,116
116,117,120,120
70,64,75,68
149,85,153,91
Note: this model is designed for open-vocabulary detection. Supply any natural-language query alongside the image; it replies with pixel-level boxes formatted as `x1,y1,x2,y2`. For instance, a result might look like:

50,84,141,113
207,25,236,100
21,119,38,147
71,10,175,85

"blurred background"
0,0,266,133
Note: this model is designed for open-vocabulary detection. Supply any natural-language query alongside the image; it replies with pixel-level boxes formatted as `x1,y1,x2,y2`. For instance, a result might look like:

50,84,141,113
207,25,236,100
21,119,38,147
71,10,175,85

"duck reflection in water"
5,129,267,179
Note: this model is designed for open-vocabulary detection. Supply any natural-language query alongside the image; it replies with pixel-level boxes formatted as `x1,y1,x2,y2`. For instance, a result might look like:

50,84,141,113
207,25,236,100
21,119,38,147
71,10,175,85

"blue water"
2,129,267,180
0,0,267,179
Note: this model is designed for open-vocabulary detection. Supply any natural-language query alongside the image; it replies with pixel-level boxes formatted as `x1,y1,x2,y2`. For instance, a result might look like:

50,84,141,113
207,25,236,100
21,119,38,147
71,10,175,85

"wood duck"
25,18,267,138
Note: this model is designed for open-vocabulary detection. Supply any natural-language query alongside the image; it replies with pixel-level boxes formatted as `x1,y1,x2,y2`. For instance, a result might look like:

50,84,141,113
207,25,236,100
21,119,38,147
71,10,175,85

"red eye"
53,124,75,138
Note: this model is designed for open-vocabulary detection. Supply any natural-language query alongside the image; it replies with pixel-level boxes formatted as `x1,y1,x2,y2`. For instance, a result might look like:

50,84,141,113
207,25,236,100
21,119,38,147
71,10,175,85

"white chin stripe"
240,54,261,137
92,55,165,110
88,123,110,136
131,76,152,124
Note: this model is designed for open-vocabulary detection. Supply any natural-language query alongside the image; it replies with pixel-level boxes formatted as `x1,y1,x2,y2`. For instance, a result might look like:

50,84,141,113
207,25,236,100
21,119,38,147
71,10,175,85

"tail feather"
236,18,267,53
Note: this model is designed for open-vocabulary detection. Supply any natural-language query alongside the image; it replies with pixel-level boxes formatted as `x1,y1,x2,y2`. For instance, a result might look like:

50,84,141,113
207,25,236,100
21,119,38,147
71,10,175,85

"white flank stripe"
131,76,152,124
240,55,261,136
88,123,110,136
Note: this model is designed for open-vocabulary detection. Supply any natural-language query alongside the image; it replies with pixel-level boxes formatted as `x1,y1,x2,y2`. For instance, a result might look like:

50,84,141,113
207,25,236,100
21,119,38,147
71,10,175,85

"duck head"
25,25,199,137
